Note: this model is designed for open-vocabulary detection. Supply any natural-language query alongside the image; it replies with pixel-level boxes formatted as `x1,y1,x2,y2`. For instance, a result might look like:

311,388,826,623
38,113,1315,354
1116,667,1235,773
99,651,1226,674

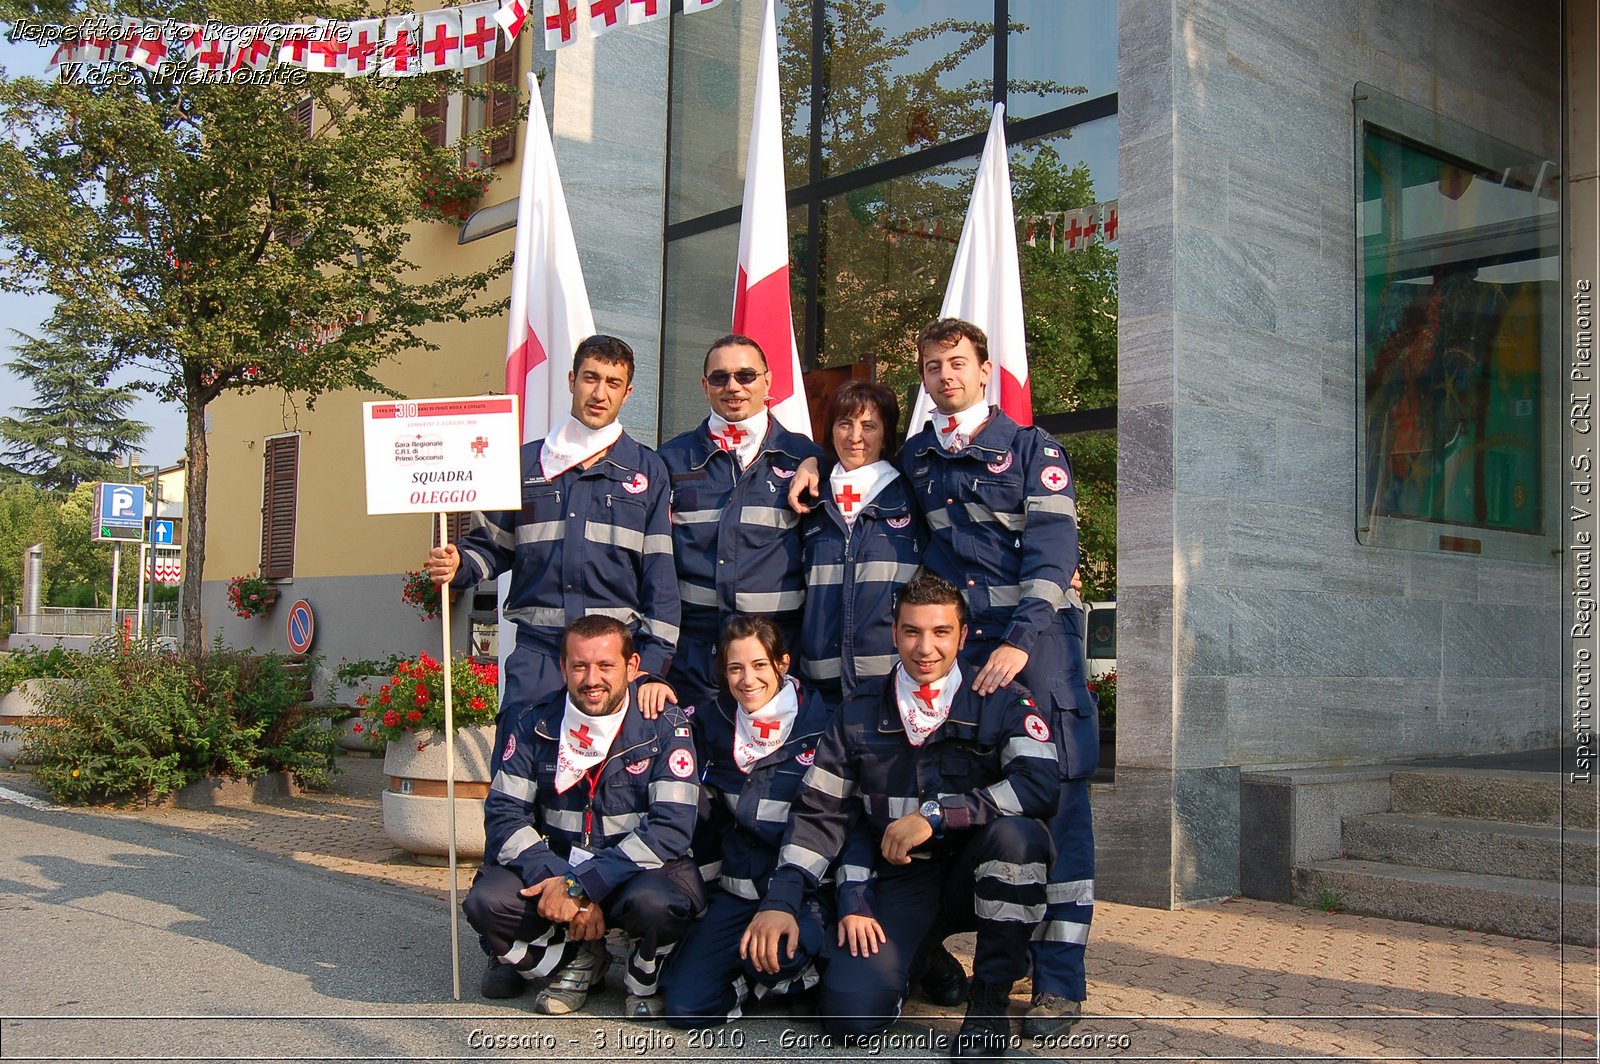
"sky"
1,33,189,468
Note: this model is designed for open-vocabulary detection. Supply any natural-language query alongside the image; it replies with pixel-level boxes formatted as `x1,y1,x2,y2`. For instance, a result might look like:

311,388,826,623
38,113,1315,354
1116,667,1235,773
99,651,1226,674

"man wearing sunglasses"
652,335,823,713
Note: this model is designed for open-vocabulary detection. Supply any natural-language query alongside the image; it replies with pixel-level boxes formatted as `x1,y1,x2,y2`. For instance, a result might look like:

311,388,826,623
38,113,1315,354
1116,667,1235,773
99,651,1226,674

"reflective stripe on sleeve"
491,770,538,804
497,824,544,863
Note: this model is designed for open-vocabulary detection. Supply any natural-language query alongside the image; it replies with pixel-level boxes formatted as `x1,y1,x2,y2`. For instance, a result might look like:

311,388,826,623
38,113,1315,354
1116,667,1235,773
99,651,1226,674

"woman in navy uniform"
797,380,926,704
661,615,835,1027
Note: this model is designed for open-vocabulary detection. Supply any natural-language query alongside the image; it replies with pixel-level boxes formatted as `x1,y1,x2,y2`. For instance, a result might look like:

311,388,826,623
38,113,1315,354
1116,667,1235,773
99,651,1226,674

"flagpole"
439,510,461,1002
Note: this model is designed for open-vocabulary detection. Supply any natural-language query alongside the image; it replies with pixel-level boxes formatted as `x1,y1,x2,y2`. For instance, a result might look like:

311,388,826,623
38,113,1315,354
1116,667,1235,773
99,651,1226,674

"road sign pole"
146,472,160,636
135,541,148,640
110,542,121,631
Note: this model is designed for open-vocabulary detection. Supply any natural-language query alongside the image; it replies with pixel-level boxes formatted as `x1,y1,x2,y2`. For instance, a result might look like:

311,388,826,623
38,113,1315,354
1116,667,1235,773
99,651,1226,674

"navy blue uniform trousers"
817,816,1052,1039
661,888,828,1027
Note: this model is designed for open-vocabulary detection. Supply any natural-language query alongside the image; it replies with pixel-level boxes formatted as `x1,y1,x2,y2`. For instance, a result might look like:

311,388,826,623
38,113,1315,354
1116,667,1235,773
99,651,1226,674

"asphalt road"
0,797,957,1063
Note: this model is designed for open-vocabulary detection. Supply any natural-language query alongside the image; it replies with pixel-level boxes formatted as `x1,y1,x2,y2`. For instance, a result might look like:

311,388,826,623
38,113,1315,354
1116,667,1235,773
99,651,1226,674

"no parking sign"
286,599,315,655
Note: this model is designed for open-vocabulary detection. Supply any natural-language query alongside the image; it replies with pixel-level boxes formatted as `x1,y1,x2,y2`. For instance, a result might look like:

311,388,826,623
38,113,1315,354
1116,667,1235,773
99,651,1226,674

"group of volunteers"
424,320,1098,1058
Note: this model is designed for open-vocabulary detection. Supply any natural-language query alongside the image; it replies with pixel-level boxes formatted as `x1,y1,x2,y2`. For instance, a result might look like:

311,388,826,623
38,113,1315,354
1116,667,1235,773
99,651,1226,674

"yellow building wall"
202,168,520,585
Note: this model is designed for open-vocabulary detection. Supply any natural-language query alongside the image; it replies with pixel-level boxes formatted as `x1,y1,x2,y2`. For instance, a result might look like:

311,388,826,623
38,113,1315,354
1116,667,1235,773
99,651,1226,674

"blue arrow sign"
150,519,175,545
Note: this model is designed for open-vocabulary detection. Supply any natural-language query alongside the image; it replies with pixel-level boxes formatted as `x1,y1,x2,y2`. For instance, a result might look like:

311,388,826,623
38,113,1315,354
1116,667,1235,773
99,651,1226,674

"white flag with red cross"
419,8,464,72
305,19,349,74
1101,199,1119,244
185,26,233,79
589,0,627,37
504,70,595,444
731,0,811,439
543,0,580,49
229,27,279,72
277,24,314,68
379,15,421,77
126,21,172,71
909,102,1033,431
627,0,670,25
343,19,382,77
458,1,501,68
494,0,530,43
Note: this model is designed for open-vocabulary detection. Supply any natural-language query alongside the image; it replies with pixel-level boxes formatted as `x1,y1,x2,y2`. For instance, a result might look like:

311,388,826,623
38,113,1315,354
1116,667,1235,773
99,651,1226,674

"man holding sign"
426,334,679,707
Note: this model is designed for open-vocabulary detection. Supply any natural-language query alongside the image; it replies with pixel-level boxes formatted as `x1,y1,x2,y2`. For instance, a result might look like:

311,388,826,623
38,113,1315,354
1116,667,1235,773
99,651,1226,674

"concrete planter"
381,724,494,864
334,674,391,710
0,677,68,766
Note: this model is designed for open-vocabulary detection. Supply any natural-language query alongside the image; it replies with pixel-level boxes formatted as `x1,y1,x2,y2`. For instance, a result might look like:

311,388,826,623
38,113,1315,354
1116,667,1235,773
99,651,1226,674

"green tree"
0,323,148,492
0,483,55,628
0,1,510,655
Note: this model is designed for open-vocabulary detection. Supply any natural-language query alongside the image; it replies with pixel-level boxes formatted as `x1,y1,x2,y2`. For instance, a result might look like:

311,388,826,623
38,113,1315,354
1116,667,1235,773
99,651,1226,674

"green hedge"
22,637,338,805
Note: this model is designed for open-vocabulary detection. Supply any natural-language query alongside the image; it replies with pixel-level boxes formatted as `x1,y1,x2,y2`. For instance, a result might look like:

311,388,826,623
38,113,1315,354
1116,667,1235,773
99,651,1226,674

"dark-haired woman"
661,616,834,1027
797,380,927,704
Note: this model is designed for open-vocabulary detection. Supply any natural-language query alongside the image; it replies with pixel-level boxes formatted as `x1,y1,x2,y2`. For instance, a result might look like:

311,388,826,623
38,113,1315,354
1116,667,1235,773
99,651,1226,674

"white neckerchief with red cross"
733,677,800,773
554,693,630,793
828,460,898,528
934,402,989,453
894,661,963,747
707,408,768,470
540,415,623,480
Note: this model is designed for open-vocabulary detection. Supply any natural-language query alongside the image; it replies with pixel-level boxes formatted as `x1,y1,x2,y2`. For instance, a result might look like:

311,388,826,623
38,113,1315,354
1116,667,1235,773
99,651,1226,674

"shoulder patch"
1023,713,1052,742
502,733,517,761
667,748,697,779
674,726,693,738
1043,445,1062,458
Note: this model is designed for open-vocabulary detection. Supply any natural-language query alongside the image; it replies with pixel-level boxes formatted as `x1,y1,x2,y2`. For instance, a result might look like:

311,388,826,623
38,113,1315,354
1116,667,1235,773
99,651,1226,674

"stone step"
1343,812,1597,885
1294,859,1597,946
1391,768,1598,829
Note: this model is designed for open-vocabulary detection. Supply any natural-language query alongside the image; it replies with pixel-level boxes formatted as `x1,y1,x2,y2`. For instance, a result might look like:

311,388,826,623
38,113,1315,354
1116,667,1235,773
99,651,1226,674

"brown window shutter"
260,435,299,580
294,97,314,138
486,38,519,165
445,510,470,544
419,90,448,149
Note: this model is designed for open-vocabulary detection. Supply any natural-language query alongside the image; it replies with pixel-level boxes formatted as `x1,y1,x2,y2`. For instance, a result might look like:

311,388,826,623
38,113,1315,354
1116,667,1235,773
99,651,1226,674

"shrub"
0,644,79,694
22,637,338,805
1088,669,1116,729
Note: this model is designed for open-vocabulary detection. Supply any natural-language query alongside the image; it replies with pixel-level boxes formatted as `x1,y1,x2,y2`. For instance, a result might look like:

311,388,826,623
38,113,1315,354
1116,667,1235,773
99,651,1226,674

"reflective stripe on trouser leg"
461,865,577,977
1029,775,1094,999
961,815,1053,986
605,858,708,998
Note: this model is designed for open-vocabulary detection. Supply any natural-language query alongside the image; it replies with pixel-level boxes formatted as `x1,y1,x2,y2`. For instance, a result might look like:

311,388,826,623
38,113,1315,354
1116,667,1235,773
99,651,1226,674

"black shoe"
919,943,970,1007
952,979,1013,1060
480,958,526,999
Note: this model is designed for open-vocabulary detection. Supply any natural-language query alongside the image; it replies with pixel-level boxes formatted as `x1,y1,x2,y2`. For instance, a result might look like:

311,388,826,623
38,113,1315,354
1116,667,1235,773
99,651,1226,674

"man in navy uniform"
744,573,1060,1057
427,335,680,996
426,334,679,725
655,334,822,711
461,616,704,1019
900,317,1097,1038
788,317,1097,1036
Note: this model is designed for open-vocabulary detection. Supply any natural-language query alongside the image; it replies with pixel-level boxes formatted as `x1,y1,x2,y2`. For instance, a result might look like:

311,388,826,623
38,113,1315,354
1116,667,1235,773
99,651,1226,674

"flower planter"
381,724,494,863
0,678,68,766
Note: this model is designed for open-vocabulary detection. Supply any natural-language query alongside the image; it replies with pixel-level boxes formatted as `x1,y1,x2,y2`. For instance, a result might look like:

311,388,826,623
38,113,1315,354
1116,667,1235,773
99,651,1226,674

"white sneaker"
533,942,609,1015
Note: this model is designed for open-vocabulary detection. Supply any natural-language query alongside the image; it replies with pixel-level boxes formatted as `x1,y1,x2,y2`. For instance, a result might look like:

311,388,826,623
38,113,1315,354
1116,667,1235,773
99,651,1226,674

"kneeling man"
463,616,705,1019
745,573,1060,1057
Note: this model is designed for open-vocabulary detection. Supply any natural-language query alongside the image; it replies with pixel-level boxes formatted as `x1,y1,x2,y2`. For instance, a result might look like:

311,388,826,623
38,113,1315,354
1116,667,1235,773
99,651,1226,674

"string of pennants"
33,0,731,79
1024,200,1119,252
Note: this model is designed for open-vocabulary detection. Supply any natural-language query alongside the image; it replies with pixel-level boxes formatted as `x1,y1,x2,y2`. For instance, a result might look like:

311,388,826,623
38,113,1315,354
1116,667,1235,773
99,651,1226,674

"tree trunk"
180,394,209,661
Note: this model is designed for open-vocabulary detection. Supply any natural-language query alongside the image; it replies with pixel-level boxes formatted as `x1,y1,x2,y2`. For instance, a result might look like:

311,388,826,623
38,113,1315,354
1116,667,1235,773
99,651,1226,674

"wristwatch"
564,875,586,899
919,799,944,835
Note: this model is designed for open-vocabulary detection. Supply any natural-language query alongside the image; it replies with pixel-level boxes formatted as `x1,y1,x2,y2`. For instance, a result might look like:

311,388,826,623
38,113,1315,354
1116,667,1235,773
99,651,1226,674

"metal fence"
9,606,179,639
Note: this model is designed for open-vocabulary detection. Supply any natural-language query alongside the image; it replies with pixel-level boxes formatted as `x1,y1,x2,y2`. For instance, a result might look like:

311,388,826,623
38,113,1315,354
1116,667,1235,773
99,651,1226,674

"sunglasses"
704,368,765,388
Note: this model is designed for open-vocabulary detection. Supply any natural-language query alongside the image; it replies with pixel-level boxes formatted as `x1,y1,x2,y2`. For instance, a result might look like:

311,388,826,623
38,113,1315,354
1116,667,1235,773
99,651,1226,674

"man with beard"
461,616,704,1019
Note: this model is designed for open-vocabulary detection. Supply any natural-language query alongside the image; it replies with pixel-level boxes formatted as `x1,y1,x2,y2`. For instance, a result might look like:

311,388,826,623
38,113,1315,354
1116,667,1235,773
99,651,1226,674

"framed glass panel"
660,223,739,441
1007,0,1117,118
818,0,993,177
1354,83,1560,561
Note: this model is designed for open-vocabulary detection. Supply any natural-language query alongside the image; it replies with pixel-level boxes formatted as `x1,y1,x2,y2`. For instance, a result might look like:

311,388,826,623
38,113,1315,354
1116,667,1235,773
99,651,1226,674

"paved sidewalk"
4,754,1596,1059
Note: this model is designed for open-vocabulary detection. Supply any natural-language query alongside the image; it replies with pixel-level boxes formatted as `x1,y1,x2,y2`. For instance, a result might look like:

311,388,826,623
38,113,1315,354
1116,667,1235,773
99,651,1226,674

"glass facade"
660,0,1119,440
1354,84,1559,561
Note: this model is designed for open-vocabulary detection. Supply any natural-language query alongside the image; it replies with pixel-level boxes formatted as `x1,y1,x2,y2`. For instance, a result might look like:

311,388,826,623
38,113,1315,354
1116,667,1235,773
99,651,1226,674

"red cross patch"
1024,713,1052,742
502,734,517,761
887,515,911,529
796,748,816,766
1040,466,1071,492
625,758,651,775
773,467,796,479
987,452,1014,474
623,471,649,494
669,749,696,778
